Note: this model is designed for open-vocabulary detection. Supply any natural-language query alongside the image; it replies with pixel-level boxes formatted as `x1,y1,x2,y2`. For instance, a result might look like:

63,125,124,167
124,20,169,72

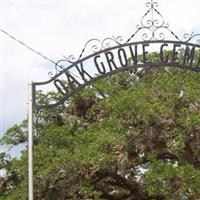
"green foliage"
0,120,27,146
1,66,200,199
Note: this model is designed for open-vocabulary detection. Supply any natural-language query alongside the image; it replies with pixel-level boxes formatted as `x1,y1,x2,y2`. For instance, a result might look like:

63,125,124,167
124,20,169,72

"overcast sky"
0,0,200,147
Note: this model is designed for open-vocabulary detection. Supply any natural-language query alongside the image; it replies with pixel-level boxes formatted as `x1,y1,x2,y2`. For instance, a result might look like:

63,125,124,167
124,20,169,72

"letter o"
118,48,128,67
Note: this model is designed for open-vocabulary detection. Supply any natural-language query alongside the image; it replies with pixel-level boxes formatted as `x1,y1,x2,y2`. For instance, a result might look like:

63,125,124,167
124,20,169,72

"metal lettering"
142,43,151,63
160,43,169,63
54,79,68,95
183,46,195,67
65,72,81,89
129,45,138,65
118,48,128,67
172,44,181,64
94,55,106,74
105,51,118,71
75,62,93,82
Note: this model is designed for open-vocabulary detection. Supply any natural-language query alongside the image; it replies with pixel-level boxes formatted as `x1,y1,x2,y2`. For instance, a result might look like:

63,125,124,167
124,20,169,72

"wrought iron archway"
28,1,200,199
32,0,200,109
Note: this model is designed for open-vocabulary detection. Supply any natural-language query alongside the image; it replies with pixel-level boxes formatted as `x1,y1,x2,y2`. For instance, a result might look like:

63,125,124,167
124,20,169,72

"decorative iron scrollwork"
49,0,200,77
127,0,177,42
48,59,69,78
183,32,200,43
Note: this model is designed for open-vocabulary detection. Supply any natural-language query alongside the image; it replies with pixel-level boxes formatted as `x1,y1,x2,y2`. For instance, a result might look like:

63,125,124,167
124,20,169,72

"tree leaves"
1,67,200,199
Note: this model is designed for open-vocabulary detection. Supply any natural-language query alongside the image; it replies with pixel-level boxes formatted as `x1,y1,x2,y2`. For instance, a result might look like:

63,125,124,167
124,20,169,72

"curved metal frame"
33,0,200,109
28,2,200,200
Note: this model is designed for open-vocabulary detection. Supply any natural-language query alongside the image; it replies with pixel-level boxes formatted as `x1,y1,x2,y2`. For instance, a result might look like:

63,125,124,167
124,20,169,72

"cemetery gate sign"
32,0,200,109
28,1,200,200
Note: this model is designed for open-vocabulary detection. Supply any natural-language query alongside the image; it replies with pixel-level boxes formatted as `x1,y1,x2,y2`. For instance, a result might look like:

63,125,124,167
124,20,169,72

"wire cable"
0,29,105,95
0,29,88,80
0,29,57,65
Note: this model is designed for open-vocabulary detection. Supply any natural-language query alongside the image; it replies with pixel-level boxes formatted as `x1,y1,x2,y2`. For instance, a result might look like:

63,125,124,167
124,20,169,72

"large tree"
1,65,200,199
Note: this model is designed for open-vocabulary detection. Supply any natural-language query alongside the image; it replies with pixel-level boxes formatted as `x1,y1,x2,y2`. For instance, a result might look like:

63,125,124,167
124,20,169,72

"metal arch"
33,40,200,109
33,63,200,109
28,2,200,200
34,40,200,85
32,0,200,109
48,0,200,71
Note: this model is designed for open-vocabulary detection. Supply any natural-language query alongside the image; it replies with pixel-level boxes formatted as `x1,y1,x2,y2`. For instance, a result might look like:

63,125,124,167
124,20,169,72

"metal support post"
28,82,34,200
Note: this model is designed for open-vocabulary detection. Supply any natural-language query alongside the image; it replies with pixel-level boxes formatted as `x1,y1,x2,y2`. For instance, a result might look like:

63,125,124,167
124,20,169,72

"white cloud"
0,0,200,140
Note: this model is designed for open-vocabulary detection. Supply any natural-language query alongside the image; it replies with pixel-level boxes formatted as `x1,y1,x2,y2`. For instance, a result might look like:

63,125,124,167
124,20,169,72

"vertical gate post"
28,82,34,200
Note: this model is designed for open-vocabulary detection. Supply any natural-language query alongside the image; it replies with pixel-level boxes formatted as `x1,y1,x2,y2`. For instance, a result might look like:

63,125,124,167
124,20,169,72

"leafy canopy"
1,54,200,200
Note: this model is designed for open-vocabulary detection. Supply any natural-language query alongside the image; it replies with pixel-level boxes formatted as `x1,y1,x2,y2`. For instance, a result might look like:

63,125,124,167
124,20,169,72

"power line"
0,29,90,84
0,29,57,65
0,29,87,80
0,28,104,94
